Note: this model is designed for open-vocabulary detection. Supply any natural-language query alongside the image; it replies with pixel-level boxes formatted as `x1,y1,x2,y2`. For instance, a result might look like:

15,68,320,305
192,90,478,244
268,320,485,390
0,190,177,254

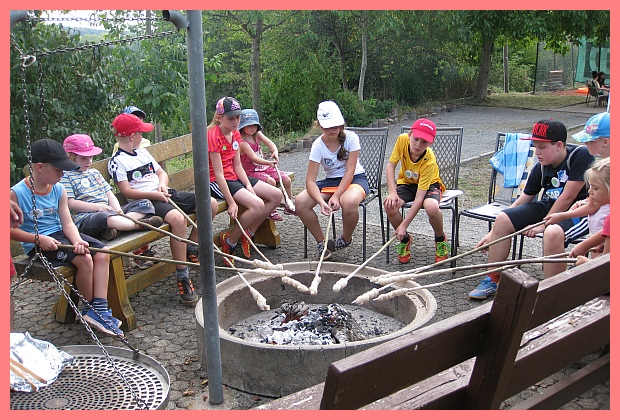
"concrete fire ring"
195,261,437,397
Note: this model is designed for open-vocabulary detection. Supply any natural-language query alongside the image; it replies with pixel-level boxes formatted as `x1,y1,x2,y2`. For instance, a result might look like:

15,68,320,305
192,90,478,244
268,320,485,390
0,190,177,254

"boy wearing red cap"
384,118,449,264
469,119,594,299
108,114,212,304
61,133,163,241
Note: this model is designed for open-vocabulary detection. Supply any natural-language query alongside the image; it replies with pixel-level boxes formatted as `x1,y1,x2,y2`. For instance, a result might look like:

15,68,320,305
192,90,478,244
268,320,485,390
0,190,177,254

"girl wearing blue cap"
239,109,297,220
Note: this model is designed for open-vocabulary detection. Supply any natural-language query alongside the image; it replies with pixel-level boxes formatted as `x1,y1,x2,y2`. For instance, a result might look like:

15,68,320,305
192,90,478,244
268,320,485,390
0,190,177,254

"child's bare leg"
385,201,405,230
211,197,218,221
283,177,294,200
106,215,140,231
233,188,267,234
71,254,95,302
295,190,324,242
543,224,567,278
424,198,445,238
165,209,188,269
339,188,364,242
91,250,110,299
247,182,281,230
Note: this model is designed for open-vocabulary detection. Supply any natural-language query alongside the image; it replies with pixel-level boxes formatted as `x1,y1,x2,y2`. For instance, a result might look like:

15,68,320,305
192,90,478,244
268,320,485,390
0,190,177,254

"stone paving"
10,102,608,410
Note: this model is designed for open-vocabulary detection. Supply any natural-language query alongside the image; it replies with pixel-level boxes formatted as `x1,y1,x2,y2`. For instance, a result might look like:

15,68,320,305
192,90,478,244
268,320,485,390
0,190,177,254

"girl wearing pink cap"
61,134,164,241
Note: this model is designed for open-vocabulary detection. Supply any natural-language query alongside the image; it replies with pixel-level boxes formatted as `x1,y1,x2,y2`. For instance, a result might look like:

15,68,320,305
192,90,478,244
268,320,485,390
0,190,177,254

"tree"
455,10,610,100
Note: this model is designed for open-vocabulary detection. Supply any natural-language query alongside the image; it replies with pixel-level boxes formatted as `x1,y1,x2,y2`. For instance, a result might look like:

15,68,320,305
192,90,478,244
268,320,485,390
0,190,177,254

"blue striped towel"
490,133,532,187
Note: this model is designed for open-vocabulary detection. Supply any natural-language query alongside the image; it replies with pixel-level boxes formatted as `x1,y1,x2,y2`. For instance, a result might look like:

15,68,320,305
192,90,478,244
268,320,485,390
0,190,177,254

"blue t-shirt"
12,179,64,254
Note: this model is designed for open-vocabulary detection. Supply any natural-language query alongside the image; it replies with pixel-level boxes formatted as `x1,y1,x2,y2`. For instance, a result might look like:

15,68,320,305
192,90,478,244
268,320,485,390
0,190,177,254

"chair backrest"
399,126,464,190
490,133,537,206
347,127,389,191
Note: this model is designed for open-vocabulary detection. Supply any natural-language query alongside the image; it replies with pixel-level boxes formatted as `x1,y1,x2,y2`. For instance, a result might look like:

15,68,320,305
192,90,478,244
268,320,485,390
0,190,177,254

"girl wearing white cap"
295,101,369,258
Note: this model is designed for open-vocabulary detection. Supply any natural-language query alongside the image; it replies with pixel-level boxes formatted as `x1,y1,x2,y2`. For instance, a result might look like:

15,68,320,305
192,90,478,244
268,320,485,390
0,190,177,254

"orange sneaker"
219,232,235,267
241,230,252,259
395,234,412,264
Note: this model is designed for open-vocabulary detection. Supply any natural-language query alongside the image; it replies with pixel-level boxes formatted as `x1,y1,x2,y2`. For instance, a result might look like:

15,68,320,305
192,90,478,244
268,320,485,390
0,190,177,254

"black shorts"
27,231,105,267
396,182,442,203
153,189,196,219
210,177,259,199
503,201,585,244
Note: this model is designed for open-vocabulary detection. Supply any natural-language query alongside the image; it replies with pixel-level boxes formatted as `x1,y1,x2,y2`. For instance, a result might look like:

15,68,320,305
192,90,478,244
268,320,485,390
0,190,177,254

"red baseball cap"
112,113,154,137
63,134,102,156
411,118,437,143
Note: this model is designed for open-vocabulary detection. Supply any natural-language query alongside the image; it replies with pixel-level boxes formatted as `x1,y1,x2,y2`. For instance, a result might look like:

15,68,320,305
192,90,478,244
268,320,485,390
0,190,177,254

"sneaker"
327,236,351,252
316,241,331,260
177,278,199,304
219,232,235,267
132,258,154,269
268,210,283,221
187,245,200,264
435,236,451,263
284,205,298,216
101,228,119,241
83,308,124,337
103,309,122,329
395,234,412,264
138,215,164,230
468,276,498,300
240,230,252,259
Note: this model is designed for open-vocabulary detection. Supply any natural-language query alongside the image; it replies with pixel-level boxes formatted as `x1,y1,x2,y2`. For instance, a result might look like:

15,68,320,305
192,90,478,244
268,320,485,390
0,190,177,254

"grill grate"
10,346,169,410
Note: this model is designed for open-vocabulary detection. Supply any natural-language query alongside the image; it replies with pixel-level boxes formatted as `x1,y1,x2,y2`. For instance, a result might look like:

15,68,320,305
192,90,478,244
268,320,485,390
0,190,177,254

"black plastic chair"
385,126,464,265
303,126,389,261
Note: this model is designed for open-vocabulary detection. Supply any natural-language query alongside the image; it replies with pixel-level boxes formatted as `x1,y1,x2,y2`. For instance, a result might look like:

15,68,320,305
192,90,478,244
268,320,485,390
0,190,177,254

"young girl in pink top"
207,97,281,265
239,109,297,221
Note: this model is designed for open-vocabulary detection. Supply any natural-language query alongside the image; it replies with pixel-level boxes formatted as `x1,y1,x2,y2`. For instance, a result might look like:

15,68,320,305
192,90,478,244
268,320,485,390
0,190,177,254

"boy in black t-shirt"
469,119,594,300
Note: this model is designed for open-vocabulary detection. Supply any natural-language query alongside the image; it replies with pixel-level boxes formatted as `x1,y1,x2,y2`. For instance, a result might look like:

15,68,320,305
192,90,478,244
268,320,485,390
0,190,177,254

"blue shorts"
316,173,370,196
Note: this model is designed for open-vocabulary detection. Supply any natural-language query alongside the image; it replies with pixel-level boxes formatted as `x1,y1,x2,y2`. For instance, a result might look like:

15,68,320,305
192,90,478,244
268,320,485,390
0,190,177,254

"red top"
601,214,610,237
208,125,241,182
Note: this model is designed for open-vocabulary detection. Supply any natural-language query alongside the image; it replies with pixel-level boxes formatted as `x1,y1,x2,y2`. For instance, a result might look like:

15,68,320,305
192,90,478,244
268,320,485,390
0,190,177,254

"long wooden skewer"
10,358,48,384
333,236,398,293
116,212,198,247
10,365,37,391
274,164,295,212
310,211,333,295
355,251,571,305
235,217,309,293
374,220,548,283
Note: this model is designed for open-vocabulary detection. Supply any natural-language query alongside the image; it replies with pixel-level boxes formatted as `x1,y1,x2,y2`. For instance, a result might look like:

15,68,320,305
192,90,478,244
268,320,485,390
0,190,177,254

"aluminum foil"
10,332,74,392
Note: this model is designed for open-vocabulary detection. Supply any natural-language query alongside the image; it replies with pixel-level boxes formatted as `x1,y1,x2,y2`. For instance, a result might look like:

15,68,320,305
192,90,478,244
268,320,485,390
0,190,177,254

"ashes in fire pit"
228,301,405,345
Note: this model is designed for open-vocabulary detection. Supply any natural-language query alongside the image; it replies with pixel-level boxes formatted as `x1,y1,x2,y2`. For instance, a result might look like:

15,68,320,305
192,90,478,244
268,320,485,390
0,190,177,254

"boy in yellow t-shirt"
383,118,448,264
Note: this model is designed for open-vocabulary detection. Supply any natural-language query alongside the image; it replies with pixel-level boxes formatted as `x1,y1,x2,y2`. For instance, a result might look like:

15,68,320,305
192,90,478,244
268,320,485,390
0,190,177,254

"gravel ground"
11,102,608,411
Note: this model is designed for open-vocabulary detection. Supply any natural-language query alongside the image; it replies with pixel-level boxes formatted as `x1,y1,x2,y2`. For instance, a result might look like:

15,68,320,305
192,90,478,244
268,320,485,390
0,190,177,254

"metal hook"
21,55,36,67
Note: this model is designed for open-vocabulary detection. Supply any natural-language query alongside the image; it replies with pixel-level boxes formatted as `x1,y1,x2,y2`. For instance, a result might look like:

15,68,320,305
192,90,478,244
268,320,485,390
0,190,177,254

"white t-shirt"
309,130,365,179
108,148,161,198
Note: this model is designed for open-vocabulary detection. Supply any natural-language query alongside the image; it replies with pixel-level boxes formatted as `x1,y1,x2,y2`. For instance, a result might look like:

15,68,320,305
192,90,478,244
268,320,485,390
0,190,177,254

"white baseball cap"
317,101,345,128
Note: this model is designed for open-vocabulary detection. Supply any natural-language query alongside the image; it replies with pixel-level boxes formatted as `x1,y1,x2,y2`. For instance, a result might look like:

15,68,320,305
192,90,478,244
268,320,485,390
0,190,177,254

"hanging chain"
36,59,48,132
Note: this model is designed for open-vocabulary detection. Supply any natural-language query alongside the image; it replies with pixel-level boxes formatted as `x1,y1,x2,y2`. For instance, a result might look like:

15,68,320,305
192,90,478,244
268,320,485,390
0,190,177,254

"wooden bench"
12,133,294,331
257,254,609,410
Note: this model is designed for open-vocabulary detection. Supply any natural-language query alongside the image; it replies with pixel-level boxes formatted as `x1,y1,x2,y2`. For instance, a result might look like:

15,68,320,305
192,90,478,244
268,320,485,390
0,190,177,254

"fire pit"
195,262,437,397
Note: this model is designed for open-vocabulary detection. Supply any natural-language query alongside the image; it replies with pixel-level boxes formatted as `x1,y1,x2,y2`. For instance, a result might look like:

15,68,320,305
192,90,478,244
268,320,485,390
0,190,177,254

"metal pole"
10,10,30,29
184,10,224,404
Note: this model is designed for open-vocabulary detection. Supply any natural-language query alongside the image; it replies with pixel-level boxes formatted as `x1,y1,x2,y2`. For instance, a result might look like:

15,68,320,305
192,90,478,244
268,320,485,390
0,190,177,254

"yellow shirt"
389,133,445,192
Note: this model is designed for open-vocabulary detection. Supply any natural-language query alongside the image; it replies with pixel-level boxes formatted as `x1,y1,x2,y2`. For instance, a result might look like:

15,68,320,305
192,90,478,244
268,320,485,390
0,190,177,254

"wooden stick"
116,212,198,247
237,272,270,311
373,220,548,282
374,256,577,285
10,365,37,391
274,164,295,212
310,211,333,295
167,197,198,229
10,358,48,384
333,236,398,292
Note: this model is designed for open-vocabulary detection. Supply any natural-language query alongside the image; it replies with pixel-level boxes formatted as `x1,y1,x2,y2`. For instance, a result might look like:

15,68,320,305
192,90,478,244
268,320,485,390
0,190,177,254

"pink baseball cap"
112,113,154,137
411,118,437,143
63,134,102,156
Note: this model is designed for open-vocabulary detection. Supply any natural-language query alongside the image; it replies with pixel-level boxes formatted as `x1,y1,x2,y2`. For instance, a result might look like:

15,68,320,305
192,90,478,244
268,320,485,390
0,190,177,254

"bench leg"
52,275,78,324
106,257,137,332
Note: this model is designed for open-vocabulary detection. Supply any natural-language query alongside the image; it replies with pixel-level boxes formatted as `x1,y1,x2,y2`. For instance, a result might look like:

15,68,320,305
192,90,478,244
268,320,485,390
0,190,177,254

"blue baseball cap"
123,105,146,120
239,109,263,131
573,112,610,143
